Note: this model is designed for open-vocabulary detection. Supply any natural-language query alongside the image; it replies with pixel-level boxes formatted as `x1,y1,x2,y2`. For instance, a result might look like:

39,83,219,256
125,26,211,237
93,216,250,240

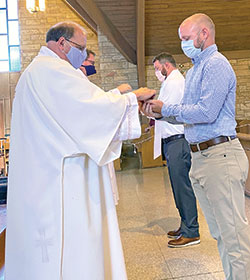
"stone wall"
18,0,99,71
231,59,250,119
145,56,250,120
98,28,138,92
18,0,101,85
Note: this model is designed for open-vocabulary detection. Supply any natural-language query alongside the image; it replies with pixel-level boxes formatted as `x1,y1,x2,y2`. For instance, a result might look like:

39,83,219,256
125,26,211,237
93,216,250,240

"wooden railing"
0,205,6,279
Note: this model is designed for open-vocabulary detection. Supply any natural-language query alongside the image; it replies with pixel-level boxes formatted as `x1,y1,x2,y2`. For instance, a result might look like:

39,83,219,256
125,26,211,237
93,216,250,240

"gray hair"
46,21,87,42
152,52,176,67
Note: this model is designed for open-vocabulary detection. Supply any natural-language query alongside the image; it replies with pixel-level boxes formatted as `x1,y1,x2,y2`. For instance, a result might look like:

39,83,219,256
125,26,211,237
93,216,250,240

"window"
0,0,21,72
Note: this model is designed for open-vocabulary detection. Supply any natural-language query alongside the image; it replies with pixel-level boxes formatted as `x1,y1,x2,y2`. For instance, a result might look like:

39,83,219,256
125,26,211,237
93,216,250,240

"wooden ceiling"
67,0,250,56
66,0,250,85
145,0,250,55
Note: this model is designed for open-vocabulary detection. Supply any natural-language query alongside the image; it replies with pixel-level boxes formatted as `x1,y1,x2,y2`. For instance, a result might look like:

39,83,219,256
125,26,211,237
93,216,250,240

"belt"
190,135,237,153
162,134,185,144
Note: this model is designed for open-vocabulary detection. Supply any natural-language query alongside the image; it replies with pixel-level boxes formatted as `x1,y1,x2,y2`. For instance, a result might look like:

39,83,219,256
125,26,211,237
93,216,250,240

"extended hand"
133,87,156,101
141,102,162,118
147,100,164,114
117,84,132,94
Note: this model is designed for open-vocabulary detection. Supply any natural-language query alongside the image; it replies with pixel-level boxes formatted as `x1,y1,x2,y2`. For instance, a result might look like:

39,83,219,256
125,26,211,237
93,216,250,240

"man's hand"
79,66,87,76
133,87,156,101
141,102,162,118
147,100,164,114
117,84,132,94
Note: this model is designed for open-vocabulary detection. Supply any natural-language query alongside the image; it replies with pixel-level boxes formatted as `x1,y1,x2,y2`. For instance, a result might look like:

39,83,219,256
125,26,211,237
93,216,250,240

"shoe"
167,227,181,239
168,236,200,248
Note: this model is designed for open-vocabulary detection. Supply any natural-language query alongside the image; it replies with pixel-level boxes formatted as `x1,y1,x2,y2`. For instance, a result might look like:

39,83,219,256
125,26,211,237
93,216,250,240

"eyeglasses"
65,38,86,52
86,59,95,65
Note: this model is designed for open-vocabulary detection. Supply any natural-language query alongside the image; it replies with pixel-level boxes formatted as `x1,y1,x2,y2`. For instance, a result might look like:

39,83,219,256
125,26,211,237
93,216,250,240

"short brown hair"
86,49,96,59
152,52,176,67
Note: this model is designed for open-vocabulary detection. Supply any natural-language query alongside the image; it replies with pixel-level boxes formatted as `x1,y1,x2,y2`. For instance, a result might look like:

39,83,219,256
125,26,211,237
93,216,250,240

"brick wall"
145,57,250,120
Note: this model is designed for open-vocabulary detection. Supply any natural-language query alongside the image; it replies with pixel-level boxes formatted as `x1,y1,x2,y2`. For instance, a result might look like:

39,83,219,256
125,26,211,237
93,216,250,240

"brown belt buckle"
191,143,200,152
196,143,201,152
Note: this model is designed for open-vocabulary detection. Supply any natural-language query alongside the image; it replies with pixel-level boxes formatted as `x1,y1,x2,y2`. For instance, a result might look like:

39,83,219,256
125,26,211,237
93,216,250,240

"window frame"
0,0,21,72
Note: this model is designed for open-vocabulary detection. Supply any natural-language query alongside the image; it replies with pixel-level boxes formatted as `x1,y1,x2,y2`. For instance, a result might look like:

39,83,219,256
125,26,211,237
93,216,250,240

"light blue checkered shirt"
161,44,237,143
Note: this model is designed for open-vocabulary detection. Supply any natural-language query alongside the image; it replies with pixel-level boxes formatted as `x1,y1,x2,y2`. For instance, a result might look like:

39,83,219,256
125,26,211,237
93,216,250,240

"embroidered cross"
36,229,53,263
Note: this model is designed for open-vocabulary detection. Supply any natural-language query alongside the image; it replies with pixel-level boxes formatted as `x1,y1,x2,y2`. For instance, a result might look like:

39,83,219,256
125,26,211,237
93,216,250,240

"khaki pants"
190,139,250,280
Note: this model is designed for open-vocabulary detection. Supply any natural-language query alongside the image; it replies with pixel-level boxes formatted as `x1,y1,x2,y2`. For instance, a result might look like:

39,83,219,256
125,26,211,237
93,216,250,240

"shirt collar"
192,44,218,64
162,69,178,84
38,46,60,58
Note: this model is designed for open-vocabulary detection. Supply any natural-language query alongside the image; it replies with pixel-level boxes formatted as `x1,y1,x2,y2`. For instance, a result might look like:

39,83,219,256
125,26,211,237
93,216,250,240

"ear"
202,27,209,39
178,27,182,39
164,62,169,69
57,37,66,50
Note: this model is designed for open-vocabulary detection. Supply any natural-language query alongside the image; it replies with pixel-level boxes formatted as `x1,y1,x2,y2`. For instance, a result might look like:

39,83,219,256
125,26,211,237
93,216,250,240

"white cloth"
107,90,122,205
154,69,185,159
5,46,141,280
108,162,119,205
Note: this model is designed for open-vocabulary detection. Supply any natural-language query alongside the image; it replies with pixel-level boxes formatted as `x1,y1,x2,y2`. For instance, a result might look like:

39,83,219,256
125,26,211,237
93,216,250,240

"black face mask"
82,65,96,76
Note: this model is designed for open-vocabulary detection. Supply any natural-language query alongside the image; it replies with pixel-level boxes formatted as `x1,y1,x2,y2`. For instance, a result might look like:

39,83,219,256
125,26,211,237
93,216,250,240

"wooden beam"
146,49,250,66
221,49,250,60
73,0,136,64
65,0,97,33
136,0,145,87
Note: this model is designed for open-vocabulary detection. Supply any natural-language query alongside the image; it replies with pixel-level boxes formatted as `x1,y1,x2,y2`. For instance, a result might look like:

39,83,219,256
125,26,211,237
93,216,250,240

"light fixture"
26,0,45,13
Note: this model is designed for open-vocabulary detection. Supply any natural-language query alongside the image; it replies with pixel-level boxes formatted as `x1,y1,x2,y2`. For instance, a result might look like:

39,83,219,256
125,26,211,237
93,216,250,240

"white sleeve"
112,92,141,141
108,88,121,95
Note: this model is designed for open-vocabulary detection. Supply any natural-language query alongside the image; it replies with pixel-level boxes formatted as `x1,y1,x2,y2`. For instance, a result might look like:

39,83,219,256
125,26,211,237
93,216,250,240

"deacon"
5,21,155,280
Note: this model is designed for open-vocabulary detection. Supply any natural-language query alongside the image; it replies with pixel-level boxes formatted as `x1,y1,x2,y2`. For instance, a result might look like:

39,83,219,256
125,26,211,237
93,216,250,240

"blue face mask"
181,39,201,59
66,45,87,69
83,65,96,76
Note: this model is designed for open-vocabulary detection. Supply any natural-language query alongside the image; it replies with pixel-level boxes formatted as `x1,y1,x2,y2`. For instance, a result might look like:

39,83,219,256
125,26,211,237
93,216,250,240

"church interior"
1,0,250,279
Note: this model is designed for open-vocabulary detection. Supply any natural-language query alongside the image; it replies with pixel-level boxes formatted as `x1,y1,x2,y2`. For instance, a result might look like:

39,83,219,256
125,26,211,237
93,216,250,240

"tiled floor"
116,166,250,280
1,167,250,280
